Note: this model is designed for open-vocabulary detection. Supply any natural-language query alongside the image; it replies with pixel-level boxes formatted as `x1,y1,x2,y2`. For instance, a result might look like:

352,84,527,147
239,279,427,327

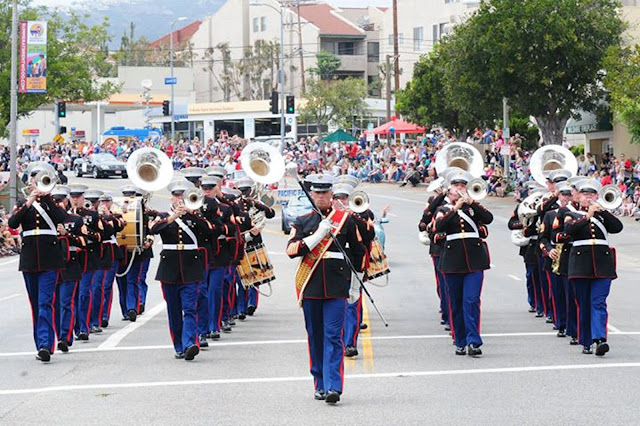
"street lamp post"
251,1,286,153
170,17,187,142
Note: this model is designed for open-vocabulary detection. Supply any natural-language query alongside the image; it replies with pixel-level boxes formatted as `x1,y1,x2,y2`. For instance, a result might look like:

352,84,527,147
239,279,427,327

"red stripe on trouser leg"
547,272,558,324
50,289,57,353
67,281,78,342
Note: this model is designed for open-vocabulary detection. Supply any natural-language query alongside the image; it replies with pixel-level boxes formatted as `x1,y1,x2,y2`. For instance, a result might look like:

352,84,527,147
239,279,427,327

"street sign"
53,134,64,144
164,77,177,85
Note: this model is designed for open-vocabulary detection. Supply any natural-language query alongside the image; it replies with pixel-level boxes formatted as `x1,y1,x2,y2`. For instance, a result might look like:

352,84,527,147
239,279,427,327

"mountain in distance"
68,0,226,48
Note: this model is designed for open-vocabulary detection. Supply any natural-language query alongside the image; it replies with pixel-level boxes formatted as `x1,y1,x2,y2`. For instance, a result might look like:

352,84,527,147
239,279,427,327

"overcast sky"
34,0,391,8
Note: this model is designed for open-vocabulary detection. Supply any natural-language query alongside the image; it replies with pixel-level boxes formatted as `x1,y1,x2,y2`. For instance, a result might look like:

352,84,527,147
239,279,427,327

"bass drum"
237,243,275,288
365,238,390,282
111,196,145,251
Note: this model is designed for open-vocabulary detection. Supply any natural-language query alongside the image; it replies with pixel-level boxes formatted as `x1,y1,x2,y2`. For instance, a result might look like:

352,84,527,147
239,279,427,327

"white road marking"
3,331,640,358
508,275,522,281
0,258,19,267
97,302,166,350
608,324,622,333
0,293,20,302
2,362,640,395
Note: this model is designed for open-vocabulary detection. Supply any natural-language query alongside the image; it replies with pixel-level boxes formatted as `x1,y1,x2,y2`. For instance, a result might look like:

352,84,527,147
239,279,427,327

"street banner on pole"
18,20,48,94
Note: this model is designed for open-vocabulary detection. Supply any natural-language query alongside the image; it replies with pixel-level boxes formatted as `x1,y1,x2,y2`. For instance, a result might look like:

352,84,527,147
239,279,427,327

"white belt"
22,229,57,237
573,239,609,247
106,236,118,244
163,244,199,251
69,246,81,252
217,235,226,240
322,251,345,260
446,232,480,241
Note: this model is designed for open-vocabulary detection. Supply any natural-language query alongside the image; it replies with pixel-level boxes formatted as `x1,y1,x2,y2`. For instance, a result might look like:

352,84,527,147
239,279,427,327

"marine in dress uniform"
9,163,67,362
286,174,366,404
149,180,215,360
563,179,623,356
52,185,88,353
538,180,573,337
237,177,276,316
85,189,108,334
221,186,246,325
68,185,104,341
433,168,493,356
137,187,157,315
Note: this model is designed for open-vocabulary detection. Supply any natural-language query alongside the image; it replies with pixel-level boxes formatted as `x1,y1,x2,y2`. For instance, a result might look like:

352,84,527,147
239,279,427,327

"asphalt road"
1,175,640,425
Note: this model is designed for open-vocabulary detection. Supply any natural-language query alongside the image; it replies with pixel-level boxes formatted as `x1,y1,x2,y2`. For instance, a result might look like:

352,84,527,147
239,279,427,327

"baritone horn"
598,184,623,210
466,177,488,201
184,187,204,210
126,147,174,192
240,142,285,185
349,190,370,214
35,168,58,193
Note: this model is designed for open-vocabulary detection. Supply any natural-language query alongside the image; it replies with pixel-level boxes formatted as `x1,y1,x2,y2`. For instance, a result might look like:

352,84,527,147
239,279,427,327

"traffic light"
286,95,295,114
57,101,66,118
60,126,67,134
269,90,278,115
162,100,170,116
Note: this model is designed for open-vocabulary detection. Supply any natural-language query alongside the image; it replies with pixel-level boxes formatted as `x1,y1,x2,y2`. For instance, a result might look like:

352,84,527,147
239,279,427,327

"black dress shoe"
582,346,593,354
228,318,236,326
139,303,145,315
90,325,103,333
569,337,579,345
57,340,69,353
238,313,246,321
77,332,89,341
101,319,109,328
184,345,200,361
552,325,559,330
528,306,536,313
128,309,137,322
467,344,482,356
535,312,544,318
199,336,209,348
247,306,256,316
210,331,221,339
595,342,610,357
440,319,446,325
221,322,232,333
36,348,51,362
314,390,326,400
546,317,554,324
444,324,451,331
359,323,368,330
557,329,566,338
325,390,340,404
345,346,358,357
455,347,466,356
174,352,185,359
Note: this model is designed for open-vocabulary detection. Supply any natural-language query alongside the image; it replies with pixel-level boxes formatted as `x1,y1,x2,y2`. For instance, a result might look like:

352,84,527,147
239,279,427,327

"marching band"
9,141,625,405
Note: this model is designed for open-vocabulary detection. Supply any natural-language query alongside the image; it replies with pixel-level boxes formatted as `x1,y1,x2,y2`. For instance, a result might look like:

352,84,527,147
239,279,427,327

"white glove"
318,219,332,236
348,273,362,304
245,233,253,243
303,220,333,251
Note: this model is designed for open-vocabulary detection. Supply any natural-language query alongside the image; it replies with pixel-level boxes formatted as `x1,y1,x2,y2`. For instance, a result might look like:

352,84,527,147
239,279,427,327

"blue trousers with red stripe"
223,267,237,320
56,280,78,345
23,270,58,352
524,263,535,309
302,298,347,394
444,271,484,348
236,282,247,315
248,287,259,309
126,261,144,313
561,275,578,338
538,255,552,319
526,263,544,315
344,290,362,348
432,255,449,325
208,267,226,332
546,271,566,330
196,271,209,337
161,283,199,354
574,278,611,347
90,269,107,328
75,271,95,336
101,261,118,323
139,258,151,305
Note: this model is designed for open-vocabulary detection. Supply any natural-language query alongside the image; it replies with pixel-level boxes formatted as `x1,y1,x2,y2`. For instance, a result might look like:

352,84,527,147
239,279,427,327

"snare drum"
111,197,145,250
365,238,390,281
237,243,275,288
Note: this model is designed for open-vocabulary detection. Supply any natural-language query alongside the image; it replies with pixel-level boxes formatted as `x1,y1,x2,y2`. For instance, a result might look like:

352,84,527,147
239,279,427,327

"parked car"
281,194,313,234
74,153,127,179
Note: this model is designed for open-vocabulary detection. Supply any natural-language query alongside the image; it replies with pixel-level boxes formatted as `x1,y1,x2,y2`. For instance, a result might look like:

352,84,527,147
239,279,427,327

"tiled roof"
295,4,364,36
148,21,202,48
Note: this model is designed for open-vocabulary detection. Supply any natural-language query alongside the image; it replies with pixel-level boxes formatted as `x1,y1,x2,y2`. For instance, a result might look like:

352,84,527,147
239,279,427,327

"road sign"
164,77,177,85
53,134,65,144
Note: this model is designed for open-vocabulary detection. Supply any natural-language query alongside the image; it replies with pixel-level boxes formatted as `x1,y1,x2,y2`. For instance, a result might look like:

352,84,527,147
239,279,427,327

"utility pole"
9,0,19,207
296,0,306,94
54,99,60,136
392,0,400,110
279,1,286,153
502,97,510,179
385,55,392,122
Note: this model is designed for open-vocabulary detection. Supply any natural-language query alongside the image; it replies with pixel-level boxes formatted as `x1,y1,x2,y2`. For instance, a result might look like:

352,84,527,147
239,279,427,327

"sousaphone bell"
126,147,174,192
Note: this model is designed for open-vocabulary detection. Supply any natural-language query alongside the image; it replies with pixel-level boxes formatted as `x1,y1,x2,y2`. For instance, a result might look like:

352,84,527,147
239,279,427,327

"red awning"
372,118,426,135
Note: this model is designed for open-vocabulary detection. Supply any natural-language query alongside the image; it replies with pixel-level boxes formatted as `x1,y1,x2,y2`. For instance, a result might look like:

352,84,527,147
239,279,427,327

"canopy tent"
319,129,358,143
372,118,426,135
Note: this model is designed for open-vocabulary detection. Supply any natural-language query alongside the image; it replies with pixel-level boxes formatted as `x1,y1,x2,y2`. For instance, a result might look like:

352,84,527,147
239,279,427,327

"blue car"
282,195,314,234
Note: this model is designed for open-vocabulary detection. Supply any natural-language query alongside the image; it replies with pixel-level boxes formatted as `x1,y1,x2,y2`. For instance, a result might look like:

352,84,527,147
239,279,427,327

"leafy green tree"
308,50,342,80
604,45,640,143
299,78,368,134
443,0,624,145
0,1,119,135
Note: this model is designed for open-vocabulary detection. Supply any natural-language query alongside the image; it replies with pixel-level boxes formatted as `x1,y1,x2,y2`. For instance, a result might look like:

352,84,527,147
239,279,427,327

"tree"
0,2,119,135
308,50,342,80
299,78,368,134
604,45,640,143
444,0,624,145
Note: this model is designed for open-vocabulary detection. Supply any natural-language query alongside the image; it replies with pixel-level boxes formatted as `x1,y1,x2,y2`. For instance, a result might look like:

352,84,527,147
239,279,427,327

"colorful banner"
18,21,48,94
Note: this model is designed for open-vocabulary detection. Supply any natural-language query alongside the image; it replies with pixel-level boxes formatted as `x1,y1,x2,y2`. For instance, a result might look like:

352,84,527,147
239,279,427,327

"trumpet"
466,178,488,201
83,200,93,210
348,190,370,214
184,187,204,211
598,184,623,210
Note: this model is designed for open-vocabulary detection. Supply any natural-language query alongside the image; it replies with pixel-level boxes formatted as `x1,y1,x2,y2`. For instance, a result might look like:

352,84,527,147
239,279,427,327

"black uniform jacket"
150,212,213,284
9,194,67,272
240,198,276,248
287,209,365,299
353,209,376,251
73,207,104,272
434,201,493,274
419,193,447,256
508,204,528,258
58,213,88,282
215,197,243,265
200,196,226,267
538,209,559,272
564,209,623,280
98,213,124,269
551,204,577,276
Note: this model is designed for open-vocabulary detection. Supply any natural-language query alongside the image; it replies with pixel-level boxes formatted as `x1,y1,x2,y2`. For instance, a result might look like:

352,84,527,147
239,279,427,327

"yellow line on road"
361,300,374,372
